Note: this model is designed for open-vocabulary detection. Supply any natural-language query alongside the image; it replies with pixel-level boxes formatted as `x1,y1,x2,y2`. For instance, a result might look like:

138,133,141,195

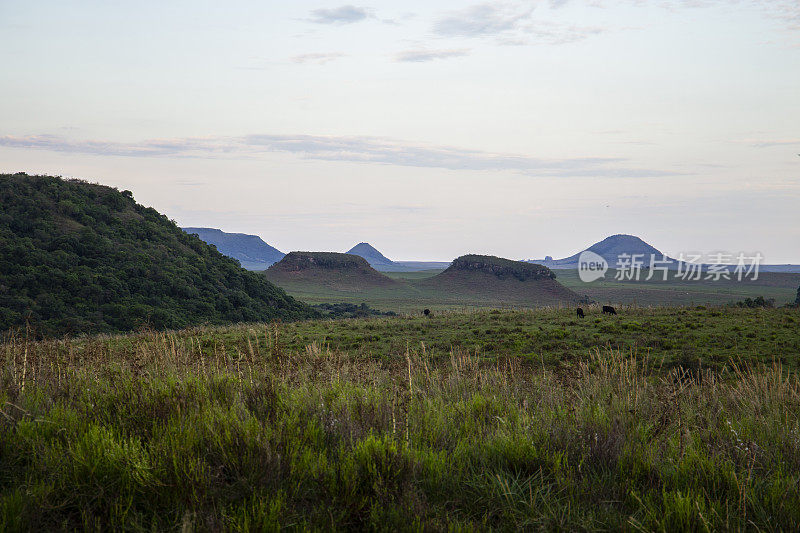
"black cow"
576,307,585,318
423,308,431,317
602,305,617,315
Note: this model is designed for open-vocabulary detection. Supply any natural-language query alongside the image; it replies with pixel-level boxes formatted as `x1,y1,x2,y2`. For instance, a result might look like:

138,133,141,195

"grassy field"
384,269,446,281
2,307,800,530
556,269,800,307
268,267,800,313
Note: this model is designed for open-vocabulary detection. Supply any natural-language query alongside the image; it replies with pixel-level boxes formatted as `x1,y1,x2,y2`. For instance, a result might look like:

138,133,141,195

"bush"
734,296,775,308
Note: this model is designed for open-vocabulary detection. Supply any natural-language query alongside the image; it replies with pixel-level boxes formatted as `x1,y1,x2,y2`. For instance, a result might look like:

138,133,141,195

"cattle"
423,308,431,317
602,305,617,315
576,307,585,318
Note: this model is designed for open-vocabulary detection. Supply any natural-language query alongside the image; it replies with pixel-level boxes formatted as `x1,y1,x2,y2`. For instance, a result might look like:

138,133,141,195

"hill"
264,251,398,292
183,227,285,270
345,243,447,272
421,254,580,305
530,234,800,275
0,173,317,336
346,242,393,267
530,234,672,269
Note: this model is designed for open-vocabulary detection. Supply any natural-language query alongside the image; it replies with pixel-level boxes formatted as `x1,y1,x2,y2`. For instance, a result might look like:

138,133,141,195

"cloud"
0,134,221,157
432,2,605,45
0,133,677,178
290,52,346,64
505,24,604,45
434,3,534,38
393,48,470,62
572,0,800,31
429,1,798,48
307,5,370,25
743,138,800,148
768,2,800,31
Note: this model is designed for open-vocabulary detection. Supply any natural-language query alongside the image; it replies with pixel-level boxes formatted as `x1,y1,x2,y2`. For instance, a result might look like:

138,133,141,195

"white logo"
578,251,608,282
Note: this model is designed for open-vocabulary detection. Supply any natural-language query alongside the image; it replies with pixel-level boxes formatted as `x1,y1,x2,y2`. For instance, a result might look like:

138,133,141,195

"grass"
268,267,800,313
79,306,800,371
383,269,444,281
1,307,800,530
557,269,800,307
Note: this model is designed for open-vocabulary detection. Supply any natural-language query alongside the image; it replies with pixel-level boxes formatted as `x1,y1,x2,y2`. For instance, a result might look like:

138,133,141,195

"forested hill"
0,173,317,337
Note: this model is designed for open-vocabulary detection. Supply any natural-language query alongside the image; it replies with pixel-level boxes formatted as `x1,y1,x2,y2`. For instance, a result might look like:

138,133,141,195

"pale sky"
1,1,799,262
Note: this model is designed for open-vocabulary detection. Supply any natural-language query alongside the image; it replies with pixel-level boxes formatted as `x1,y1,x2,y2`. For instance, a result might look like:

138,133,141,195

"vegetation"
734,296,775,308
0,173,316,337
53,305,796,372
553,268,800,307
450,254,556,281
313,302,397,319
1,307,799,530
265,263,800,315
270,252,380,272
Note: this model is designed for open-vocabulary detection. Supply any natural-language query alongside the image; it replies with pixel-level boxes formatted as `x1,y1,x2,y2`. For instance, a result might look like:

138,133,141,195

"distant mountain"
183,227,285,270
345,243,449,272
529,234,676,269
0,174,316,336
760,265,800,273
529,234,800,273
560,234,669,267
346,243,394,266
265,252,397,291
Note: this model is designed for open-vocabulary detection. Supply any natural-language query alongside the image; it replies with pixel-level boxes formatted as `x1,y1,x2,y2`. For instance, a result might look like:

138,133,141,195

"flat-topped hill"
0,173,317,336
448,254,557,281
422,254,578,305
269,252,377,272
264,252,397,291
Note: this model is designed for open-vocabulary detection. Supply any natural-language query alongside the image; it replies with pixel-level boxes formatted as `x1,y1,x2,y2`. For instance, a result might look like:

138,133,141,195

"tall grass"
1,315,799,530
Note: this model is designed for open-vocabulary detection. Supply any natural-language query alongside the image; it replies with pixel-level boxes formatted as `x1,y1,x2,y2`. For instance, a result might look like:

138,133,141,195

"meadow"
555,270,800,308
1,307,799,530
270,268,800,314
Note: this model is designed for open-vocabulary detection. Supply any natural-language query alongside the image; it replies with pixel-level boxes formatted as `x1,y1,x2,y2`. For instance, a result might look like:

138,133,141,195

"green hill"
0,173,317,336
265,252,398,292
420,254,579,305
449,254,557,281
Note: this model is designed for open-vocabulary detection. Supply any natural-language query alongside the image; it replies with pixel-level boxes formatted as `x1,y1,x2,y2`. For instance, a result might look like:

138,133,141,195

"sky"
1,0,799,262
